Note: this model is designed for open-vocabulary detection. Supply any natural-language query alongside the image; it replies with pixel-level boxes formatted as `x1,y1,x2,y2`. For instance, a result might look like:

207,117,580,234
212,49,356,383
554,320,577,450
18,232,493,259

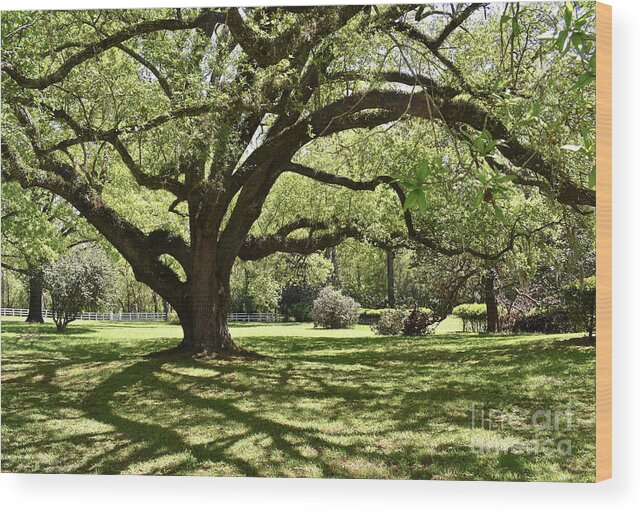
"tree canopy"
1,3,596,354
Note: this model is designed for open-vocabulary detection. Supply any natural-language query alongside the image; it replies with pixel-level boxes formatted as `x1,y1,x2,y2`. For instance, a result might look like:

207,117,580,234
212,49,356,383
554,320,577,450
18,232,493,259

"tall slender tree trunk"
386,249,395,308
484,268,499,333
325,246,340,287
25,272,45,323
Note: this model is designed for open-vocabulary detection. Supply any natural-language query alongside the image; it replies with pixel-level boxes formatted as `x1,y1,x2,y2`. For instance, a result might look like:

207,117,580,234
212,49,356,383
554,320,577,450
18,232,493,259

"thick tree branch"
239,223,361,261
1,12,224,90
285,162,560,261
115,44,174,101
2,141,188,300
292,90,595,207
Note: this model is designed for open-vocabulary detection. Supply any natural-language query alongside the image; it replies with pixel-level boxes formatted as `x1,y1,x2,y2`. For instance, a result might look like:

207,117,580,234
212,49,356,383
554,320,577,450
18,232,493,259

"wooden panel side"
595,1,612,483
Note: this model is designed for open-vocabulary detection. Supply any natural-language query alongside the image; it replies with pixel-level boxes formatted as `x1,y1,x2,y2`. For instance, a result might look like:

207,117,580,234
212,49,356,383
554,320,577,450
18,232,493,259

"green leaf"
416,190,428,214
564,4,573,27
472,190,485,209
588,166,596,189
415,158,430,183
493,204,506,222
403,189,420,210
575,72,594,89
512,18,521,36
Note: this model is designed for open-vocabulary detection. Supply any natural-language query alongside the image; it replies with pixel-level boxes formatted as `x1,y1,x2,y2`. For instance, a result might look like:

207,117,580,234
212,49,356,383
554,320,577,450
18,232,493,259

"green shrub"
512,306,573,334
359,308,387,324
371,306,435,336
167,311,180,325
372,309,407,335
312,287,360,329
452,303,487,332
562,275,596,338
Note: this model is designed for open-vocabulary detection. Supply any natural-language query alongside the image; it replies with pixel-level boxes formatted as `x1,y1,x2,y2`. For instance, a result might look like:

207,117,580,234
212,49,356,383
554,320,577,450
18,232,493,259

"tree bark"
173,283,238,355
386,249,396,308
165,236,240,355
484,269,499,333
25,272,45,323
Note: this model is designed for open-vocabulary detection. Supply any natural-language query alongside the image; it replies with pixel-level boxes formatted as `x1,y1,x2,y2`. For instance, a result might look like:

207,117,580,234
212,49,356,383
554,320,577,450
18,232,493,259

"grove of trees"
2,3,596,354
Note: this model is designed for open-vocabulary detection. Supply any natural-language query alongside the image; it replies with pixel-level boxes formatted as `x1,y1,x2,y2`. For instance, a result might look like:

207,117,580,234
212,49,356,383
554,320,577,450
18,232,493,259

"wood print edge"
595,1,612,483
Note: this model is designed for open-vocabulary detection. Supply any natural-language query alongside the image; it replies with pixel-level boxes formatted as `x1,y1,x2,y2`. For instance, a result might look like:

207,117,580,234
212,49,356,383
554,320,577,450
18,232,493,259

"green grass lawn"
1,317,595,481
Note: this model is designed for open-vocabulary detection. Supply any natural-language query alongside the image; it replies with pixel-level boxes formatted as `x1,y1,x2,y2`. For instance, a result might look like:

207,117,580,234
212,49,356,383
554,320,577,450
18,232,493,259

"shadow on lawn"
1,325,595,479
1,320,100,336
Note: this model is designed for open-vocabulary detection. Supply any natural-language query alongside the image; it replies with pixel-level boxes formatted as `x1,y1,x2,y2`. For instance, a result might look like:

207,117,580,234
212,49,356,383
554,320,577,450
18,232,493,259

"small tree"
43,249,115,332
312,287,360,329
562,276,596,339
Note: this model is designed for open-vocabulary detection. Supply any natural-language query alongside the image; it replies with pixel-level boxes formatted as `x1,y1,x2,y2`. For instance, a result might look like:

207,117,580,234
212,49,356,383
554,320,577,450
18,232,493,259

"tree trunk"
484,269,499,333
25,273,45,323
386,249,395,308
174,292,238,355
169,250,240,355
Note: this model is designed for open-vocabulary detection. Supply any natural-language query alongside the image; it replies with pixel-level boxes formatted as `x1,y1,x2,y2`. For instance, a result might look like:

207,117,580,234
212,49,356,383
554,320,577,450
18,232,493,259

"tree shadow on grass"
1,320,99,336
2,329,595,479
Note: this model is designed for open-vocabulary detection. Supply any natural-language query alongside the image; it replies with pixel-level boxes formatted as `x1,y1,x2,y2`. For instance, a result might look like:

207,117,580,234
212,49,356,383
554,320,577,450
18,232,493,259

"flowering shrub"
311,287,360,329
372,309,407,335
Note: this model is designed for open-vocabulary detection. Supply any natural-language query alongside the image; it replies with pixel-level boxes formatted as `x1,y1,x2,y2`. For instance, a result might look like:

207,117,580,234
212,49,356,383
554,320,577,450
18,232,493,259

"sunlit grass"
1,318,595,480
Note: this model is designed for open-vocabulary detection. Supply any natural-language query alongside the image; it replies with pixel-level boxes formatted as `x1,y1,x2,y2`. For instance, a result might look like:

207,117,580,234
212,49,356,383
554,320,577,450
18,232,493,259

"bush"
403,304,435,336
372,309,407,335
167,311,180,325
359,308,387,324
562,275,596,338
452,303,487,332
311,287,360,329
371,306,435,336
512,306,574,334
43,249,115,332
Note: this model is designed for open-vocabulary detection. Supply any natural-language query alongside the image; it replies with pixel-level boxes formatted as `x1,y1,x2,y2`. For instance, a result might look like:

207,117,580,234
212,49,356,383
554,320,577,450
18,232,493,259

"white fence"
228,312,282,323
1,308,281,323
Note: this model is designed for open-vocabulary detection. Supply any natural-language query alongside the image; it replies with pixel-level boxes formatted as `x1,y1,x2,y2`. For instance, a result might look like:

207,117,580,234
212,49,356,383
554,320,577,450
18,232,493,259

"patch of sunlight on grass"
160,363,222,378
126,451,197,475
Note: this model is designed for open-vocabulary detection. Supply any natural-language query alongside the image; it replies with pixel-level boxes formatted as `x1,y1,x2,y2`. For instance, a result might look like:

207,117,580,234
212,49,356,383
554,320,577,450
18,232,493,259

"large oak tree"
1,4,595,354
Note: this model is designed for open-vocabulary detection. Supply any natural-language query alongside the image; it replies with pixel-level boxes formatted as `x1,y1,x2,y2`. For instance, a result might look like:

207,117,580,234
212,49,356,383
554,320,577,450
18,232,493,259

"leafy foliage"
279,284,316,322
371,306,435,336
562,275,596,338
512,306,574,334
